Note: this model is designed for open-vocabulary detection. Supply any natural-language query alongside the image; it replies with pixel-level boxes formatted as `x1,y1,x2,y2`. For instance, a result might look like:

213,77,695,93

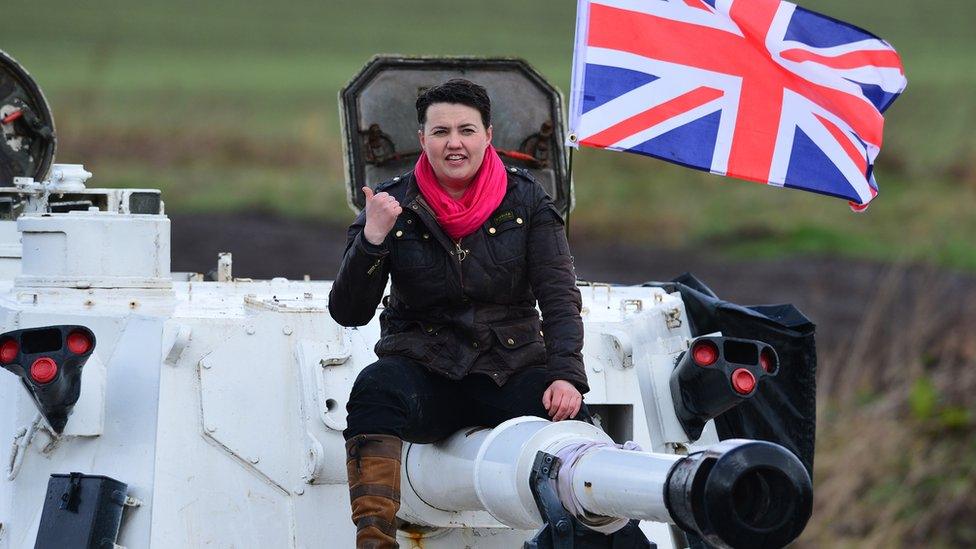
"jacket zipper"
453,237,470,300
414,197,467,299
366,257,383,276
453,239,469,263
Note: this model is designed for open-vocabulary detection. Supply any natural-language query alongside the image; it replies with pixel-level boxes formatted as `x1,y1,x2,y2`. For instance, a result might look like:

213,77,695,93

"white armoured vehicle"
0,53,817,548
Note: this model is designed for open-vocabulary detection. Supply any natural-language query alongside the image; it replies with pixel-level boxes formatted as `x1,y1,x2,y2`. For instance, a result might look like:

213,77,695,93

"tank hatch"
340,56,572,218
0,50,56,187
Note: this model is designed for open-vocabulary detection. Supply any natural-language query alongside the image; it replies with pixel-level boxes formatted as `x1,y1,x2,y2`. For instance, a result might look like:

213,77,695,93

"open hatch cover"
0,50,56,187
340,56,573,218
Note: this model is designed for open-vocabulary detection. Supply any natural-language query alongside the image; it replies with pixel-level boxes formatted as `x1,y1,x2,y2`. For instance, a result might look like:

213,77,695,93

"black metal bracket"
524,451,655,549
525,452,575,549
59,472,83,512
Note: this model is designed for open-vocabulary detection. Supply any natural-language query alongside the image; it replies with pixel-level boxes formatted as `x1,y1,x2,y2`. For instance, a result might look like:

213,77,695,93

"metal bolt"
506,338,515,346
282,325,293,335
395,230,403,238
206,425,216,433
202,362,211,370
556,520,570,533
250,457,260,464
516,217,523,225
489,227,497,235
245,325,255,335
295,487,305,496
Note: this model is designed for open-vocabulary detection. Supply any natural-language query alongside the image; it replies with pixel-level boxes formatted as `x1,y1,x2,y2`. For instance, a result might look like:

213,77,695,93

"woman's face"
419,102,493,190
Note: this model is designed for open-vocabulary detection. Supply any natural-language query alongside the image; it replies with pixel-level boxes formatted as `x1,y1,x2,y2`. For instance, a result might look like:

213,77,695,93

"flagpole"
565,0,589,242
566,145,573,240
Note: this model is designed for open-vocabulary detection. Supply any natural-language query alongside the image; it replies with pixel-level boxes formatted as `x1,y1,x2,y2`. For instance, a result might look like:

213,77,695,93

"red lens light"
731,368,756,395
760,348,777,373
66,331,92,355
30,357,58,384
0,338,18,363
691,340,719,367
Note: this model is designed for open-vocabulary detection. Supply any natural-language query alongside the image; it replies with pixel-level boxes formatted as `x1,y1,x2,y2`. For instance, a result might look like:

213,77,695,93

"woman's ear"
486,125,493,144
418,129,427,151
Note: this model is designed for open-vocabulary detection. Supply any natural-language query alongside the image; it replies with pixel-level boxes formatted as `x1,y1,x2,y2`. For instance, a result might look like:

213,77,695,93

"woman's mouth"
445,154,466,166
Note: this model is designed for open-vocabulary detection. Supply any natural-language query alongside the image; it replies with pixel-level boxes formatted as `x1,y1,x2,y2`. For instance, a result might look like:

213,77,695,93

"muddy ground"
169,211,975,359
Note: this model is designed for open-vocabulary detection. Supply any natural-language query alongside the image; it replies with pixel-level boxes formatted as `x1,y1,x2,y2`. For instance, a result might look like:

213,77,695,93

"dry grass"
799,266,976,547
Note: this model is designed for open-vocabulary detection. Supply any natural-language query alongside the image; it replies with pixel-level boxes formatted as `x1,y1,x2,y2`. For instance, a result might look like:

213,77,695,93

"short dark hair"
416,79,491,129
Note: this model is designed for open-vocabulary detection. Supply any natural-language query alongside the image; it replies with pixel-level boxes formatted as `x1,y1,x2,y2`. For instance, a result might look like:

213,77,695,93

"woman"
328,79,587,548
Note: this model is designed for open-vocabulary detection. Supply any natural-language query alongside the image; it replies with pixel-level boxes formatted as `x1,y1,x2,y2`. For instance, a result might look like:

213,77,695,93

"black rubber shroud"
664,440,813,549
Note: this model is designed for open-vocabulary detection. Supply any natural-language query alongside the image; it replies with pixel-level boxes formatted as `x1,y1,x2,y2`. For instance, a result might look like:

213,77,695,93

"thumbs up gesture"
362,186,403,245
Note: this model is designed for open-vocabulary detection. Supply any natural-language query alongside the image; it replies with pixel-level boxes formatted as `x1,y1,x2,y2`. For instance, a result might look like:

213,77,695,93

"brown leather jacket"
328,167,587,393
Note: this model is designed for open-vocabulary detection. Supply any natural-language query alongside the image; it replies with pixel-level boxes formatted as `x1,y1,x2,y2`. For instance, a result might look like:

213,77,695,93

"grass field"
4,0,975,268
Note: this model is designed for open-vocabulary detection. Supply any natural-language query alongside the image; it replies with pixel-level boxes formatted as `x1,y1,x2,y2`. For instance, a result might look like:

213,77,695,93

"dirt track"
170,211,975,361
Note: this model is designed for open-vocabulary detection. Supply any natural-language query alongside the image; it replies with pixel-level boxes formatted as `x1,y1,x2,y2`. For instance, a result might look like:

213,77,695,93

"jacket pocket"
484,209,527,264
489,318,547,369
392,225,437,270
375,322,445,363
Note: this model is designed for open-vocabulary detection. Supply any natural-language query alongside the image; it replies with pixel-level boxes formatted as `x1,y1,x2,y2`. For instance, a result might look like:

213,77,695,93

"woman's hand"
362,186,403,245
543,380,582,422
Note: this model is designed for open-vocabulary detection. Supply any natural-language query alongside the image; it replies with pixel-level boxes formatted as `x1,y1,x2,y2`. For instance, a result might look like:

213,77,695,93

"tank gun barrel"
572,439,812,548
403,418,811,549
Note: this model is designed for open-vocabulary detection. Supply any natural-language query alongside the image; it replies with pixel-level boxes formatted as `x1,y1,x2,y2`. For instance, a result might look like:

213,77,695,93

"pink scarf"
414,145,507,241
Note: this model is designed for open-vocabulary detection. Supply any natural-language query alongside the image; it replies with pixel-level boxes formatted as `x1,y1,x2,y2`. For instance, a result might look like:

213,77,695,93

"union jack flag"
568,0,907,209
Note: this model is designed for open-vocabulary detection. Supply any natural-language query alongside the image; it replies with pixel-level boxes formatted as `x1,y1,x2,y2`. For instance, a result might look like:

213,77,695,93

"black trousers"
344,355,589,442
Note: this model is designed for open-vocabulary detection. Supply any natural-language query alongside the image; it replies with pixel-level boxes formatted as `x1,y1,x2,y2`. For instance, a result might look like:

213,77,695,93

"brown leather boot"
345,434,402,549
